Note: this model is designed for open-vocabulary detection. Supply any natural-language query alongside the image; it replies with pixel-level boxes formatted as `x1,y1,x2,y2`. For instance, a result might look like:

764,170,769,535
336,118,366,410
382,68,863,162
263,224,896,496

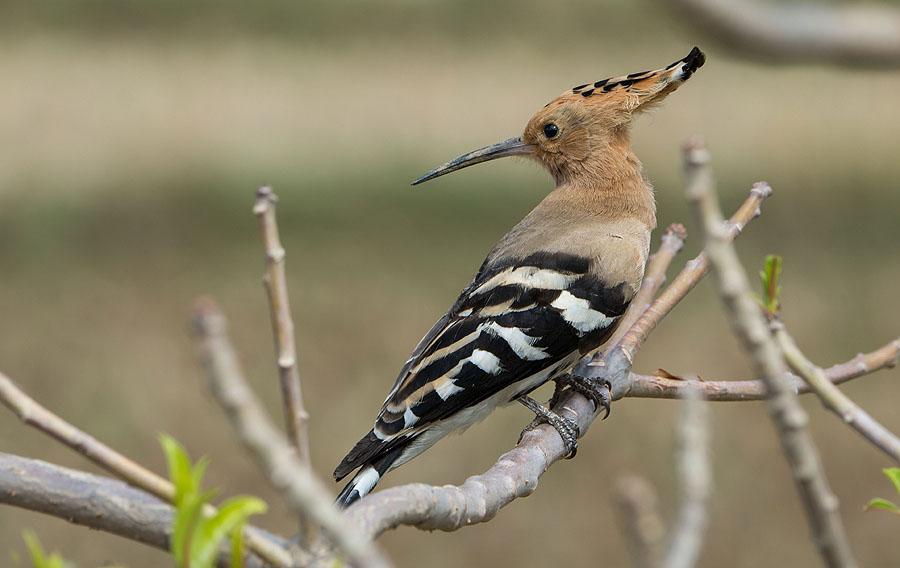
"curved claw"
555,374,613,419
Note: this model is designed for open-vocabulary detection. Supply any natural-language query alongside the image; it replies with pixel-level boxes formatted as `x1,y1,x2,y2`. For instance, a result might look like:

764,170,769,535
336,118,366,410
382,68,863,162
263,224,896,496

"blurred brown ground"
0,1,898,567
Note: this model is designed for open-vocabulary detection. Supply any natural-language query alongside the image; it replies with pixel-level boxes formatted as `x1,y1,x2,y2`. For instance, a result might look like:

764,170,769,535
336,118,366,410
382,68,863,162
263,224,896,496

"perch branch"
253,186,311,467
0,453,288,568
0,371,292,568
192,298,391,568
684,139,856,568
662,385,711,568
773,322,900,464
667,0,900,68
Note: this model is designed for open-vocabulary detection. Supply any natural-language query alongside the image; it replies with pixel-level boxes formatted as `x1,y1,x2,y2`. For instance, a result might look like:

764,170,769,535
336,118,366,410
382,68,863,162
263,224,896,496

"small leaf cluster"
161,434,267,568
866,467,900,516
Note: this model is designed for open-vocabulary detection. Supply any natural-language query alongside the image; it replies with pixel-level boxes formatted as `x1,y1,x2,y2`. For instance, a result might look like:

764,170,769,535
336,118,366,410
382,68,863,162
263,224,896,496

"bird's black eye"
543,123,559,139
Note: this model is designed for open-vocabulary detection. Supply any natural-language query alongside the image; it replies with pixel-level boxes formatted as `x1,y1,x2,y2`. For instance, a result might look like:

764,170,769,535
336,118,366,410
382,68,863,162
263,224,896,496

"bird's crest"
562,46,705,109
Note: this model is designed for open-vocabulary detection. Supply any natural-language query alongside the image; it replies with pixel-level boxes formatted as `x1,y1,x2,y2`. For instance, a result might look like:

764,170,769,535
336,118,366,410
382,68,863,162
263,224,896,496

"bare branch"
253,186,311,467
628,337,899,400
663,385,711,568
0,453,287,568
0,371,292,568
613,475,665,568
192,298,391,568
607,223,687,348
773,322,900,464
683,139,856,568
668,0,900,68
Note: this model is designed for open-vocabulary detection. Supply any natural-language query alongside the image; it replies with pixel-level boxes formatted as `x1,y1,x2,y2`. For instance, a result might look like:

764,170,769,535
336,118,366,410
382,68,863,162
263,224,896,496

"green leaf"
865,497,900,513
160,434,217,565
21,531,69,568
883,467,900,495
190,496,267,568
230,520,247,568
160,434,195,505
172,489,216,565
757,254,783,315
159,435,266,568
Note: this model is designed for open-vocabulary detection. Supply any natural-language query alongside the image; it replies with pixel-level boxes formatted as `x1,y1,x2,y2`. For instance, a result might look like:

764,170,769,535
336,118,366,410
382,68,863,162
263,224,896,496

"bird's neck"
551,134,657,230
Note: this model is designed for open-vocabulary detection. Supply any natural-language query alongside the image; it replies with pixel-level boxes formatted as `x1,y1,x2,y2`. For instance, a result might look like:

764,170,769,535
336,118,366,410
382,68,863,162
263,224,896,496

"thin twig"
666,0,900,68
683,139,856,568
628,337,899,400
663,385,711,568
192,298,392,568
0,453,287,568
253,186,311,467
0,371,293,568
773,322,900,464
613,475,665,568
607,223,687,348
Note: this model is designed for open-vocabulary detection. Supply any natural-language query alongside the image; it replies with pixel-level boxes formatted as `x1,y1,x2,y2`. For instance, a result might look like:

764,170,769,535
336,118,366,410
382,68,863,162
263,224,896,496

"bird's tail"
335,445,406,508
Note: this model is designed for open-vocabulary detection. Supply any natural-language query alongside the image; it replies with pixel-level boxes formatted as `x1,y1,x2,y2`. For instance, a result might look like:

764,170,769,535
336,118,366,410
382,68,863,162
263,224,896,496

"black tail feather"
335,443,408,508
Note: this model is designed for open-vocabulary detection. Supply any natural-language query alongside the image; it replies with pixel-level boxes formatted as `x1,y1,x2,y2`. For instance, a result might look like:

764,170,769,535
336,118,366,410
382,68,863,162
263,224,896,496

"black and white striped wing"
333,253,628,480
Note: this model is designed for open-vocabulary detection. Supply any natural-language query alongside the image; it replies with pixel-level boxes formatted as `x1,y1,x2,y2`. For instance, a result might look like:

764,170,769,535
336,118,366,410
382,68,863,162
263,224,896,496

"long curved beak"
411,136,535,186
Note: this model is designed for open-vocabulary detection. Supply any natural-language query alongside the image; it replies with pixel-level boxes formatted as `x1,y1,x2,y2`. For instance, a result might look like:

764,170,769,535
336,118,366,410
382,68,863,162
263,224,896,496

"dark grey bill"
412,136,535,186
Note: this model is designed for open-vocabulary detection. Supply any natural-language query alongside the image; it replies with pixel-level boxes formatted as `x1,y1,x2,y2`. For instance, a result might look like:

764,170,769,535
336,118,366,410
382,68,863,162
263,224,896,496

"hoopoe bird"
334,47,705,507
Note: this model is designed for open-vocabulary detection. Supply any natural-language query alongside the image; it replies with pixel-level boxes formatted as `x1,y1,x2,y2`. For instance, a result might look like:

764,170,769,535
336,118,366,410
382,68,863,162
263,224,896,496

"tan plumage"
335,47,705,507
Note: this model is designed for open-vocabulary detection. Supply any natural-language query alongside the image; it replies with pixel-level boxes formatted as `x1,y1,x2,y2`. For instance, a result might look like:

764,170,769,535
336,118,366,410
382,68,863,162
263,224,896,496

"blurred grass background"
0,1,898,566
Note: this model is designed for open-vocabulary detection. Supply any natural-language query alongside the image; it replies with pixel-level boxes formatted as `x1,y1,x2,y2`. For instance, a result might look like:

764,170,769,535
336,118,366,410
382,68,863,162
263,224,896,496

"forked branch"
684,139,856,568
773,322,900,464
254,186,311,467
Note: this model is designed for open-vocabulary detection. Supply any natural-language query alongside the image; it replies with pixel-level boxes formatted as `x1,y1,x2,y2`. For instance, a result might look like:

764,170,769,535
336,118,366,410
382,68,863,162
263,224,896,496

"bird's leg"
518,382,564,443
517,395,580,459
554,373,613,419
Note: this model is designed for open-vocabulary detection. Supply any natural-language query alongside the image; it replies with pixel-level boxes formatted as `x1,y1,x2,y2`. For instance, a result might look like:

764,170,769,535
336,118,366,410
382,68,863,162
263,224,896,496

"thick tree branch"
0,453,287,568
192,298,391,568
667,0,900,68
254,186,311,468
773,322,900,464
0,371,292,568
684,139,856,567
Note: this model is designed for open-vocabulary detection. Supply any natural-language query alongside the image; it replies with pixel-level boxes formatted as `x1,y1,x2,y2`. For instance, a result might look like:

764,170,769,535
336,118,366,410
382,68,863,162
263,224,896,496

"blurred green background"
1,1,898,566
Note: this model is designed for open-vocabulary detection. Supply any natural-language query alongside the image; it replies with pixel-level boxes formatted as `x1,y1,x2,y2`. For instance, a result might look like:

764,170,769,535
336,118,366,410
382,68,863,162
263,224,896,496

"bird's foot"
555,373,613,420
517,395,580,459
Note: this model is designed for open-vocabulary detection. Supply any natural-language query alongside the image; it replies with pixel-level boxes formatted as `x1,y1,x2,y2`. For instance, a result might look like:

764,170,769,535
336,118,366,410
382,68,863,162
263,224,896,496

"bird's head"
413,47,705,186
